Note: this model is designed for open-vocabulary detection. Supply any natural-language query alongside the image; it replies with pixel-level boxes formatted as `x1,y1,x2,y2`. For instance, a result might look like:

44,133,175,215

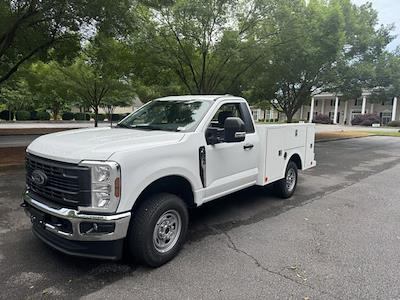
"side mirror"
205,127,221,145
224,117,246,143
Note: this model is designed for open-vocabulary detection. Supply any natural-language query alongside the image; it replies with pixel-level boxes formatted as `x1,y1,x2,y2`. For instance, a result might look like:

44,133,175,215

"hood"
27,127,185,163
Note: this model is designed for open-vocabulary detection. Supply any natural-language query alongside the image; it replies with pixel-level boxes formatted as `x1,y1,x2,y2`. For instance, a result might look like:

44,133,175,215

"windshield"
117,99,213,132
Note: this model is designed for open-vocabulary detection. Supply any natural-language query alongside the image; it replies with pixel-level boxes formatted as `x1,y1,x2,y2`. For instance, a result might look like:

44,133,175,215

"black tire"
127,193,189,267
274,161,298,198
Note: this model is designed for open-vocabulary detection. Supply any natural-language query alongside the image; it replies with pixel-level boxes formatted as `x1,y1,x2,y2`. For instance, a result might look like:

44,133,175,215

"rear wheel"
127,193,188,267
274,161,298,198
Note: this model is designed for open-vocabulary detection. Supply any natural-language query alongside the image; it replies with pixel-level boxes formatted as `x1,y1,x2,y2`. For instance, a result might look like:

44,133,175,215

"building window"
330,100,334,106
315,100,318,107
351,110,362,120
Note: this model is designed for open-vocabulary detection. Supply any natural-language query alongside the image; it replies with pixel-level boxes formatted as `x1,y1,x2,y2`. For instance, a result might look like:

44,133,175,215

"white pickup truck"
22,95,315,266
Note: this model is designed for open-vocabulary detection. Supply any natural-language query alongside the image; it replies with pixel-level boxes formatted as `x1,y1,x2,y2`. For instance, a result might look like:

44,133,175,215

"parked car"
22,95,316,266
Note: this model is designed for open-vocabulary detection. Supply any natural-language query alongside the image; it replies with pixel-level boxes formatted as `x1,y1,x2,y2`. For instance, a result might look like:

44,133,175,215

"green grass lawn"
367,131,400,137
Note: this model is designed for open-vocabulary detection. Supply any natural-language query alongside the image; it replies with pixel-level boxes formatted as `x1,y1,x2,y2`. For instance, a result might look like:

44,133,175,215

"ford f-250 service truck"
22,95,316,267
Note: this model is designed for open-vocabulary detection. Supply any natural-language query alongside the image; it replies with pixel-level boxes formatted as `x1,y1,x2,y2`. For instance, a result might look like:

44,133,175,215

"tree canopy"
0,0,133,85
243,0,393,121
0,0,398,123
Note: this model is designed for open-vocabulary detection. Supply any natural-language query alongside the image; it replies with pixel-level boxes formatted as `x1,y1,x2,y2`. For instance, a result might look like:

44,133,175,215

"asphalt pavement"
0,135,40,148
1,136,400,299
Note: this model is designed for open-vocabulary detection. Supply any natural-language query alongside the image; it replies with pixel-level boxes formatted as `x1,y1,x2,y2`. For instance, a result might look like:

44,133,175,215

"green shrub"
96,114,105,121
111,114,122,121
37,111,51,120
387,120,400,127
62,112,74,120
74,112,90,121
0,110,14,120
30,111,38,120
16,111,30,121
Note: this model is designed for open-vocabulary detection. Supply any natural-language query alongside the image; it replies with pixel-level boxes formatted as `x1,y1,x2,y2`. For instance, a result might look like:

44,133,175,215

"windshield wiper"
131,124,164,131
118,123,179,132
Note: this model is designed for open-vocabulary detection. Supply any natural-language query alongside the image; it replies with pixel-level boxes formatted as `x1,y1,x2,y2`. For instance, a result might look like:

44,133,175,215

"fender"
117,166,202,213
284,150,304,176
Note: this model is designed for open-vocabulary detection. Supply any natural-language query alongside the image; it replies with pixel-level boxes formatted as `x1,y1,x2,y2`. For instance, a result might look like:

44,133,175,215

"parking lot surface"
1,136,400,299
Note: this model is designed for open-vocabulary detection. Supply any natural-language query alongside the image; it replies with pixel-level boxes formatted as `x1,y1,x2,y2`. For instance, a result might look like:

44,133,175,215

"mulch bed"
315,131,371,142
0,147,26,167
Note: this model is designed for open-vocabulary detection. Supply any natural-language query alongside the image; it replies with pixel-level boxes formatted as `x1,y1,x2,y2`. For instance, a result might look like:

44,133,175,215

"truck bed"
255,123,316,186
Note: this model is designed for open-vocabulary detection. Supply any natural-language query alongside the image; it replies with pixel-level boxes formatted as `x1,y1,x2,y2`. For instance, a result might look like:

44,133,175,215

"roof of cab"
155,95,243,101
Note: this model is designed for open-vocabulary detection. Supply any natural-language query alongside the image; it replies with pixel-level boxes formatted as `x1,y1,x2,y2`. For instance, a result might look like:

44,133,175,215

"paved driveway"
1,136,400,299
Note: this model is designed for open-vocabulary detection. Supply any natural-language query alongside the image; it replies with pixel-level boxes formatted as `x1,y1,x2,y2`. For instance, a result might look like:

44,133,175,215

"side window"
209,103,243,128
208,102,255,133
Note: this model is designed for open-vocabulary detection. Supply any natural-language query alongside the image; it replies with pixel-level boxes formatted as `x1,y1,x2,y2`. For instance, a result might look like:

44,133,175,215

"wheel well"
289,153,302,170
132,175,195,212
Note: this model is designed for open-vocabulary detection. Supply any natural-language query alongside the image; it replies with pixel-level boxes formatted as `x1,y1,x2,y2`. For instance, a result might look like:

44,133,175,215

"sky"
351,0,400,51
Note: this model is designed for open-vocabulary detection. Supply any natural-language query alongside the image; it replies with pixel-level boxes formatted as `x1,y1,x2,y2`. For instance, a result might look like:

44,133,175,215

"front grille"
26,153,91,208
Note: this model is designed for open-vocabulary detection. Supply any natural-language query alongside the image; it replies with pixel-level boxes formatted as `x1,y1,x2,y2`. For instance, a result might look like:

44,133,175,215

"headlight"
79,161,121,213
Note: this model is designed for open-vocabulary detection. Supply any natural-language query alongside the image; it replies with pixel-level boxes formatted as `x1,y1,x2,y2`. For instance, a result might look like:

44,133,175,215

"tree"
0,0,133,85
61,34,135,127
132,0,276,95
25,61,71,120
102,92,135,127
367,49,400,103
0,77,34,119
245,0,393,122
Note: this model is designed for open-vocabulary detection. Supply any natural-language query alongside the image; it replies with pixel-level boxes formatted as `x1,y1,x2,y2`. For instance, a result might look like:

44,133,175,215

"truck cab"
23,95,315,266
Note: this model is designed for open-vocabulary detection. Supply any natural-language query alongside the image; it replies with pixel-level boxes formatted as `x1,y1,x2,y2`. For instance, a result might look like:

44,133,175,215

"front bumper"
22,193,131,259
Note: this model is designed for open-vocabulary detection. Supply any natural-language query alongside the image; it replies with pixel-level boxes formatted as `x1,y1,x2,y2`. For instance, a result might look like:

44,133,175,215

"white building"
251,92,399,125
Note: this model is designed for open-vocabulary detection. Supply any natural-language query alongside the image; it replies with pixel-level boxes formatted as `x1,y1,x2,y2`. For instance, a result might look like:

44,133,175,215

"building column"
370,103,374,114
343,100,348,125
270,107,274,121
333,96,339,124
300,105,304,120
321,99,325,115
361,95,367,115
309,97,315,123
392,97,398,121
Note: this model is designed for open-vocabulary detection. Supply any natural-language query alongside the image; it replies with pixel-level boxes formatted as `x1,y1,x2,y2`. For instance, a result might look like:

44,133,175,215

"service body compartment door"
264,128,286,184
304,125,316,169
284,126,306,149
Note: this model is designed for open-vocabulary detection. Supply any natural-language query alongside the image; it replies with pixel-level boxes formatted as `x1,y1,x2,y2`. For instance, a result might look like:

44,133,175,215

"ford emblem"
31,170,47,185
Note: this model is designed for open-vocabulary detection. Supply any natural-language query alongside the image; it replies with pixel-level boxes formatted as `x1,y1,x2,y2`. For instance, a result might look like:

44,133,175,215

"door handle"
243,143,254,150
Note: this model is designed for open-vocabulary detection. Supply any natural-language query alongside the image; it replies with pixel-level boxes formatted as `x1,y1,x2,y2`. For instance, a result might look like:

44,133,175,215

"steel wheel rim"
153,209,182,253
286,168,296,192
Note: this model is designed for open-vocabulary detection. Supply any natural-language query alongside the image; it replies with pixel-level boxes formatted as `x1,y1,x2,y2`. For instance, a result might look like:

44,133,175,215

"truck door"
204,102,259,199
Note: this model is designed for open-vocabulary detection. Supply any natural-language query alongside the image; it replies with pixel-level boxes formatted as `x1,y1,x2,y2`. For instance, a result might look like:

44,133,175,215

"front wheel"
274,161,298,198
127,193,189,267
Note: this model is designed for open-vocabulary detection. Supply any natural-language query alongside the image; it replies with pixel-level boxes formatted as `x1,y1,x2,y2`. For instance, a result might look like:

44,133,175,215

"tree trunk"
286,111,294,123
94,107,98,127
53,107,59,121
